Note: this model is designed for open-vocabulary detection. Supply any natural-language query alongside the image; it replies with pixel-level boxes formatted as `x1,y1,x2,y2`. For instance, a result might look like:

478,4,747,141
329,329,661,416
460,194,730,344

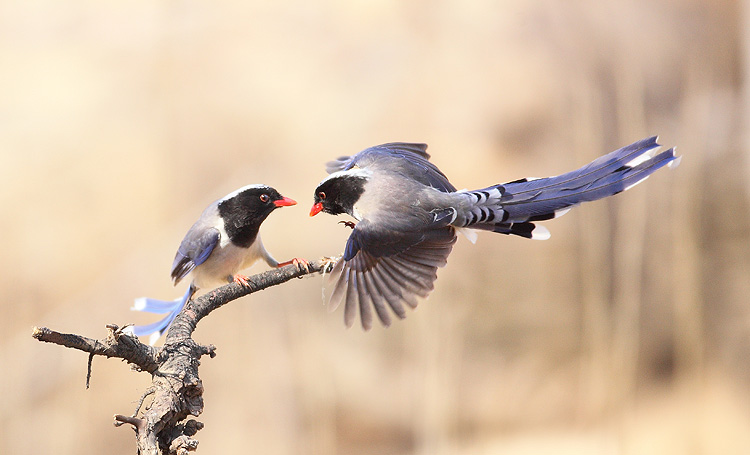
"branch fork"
33,259,331,454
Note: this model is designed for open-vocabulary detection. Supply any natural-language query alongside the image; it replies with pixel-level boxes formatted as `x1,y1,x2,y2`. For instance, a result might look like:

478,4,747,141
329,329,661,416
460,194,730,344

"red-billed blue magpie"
310,137,679,330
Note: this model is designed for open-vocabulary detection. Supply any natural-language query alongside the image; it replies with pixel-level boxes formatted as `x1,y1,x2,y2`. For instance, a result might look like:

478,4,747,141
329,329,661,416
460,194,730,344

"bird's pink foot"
277,257,312,273
233,274,251,287
339,220,356,229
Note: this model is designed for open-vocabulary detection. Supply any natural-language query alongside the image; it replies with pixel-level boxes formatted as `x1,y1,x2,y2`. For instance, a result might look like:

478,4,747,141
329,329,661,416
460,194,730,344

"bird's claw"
278,257,312,273
233,274,251,287
339,220,356,229
293,257,312,273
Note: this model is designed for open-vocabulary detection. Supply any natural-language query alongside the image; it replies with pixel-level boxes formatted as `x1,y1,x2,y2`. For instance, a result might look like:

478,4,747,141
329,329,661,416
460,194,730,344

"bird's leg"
277,257,312,273
339,220,356,229
233,274,251,287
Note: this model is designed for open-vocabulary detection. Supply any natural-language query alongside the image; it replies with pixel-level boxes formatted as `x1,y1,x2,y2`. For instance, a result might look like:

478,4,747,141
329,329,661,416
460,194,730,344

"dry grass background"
1,0,749,453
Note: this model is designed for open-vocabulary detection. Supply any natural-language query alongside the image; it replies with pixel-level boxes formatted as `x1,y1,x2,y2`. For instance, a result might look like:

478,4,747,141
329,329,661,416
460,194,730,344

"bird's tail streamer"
455,136,680,239
124,285,195,345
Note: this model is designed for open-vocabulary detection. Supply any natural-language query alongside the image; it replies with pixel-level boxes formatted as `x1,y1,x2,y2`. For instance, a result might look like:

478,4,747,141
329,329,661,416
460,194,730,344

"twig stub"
33,260,328,454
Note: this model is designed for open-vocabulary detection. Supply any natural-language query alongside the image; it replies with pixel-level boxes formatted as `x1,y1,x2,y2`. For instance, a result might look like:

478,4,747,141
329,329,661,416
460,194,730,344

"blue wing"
170,227,220,285
326,142,432,172
326,142,456,193
330,224,457,330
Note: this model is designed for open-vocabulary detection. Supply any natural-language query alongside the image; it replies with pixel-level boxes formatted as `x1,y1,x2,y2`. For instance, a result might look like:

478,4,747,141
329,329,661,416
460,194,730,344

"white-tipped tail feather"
454,136,679,241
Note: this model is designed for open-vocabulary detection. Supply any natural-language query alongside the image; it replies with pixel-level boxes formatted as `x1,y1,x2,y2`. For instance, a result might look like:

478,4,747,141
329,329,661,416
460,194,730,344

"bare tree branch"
32,258,333,454
32,324,160,373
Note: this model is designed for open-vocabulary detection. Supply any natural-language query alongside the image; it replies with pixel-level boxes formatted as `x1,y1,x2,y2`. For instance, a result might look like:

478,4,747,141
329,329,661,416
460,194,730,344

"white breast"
191,234,271,289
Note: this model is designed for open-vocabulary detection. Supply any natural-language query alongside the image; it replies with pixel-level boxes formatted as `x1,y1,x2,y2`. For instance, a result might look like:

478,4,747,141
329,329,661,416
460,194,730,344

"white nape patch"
220,183,269,202
318,167,372,186
624,149,656,168
131,297,148,311
531,225,550,240
215,216,231,248
623,176,649,192
457,227,478,244
668,155,682,169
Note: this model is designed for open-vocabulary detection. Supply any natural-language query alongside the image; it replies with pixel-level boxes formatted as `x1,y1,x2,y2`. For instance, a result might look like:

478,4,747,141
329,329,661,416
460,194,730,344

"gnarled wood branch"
32,259,333,455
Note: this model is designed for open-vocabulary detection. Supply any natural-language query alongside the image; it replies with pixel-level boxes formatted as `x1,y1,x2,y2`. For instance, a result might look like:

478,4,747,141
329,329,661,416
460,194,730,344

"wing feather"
388,256,438,289
327,227,457,328
355,271,374,330
326,142,456,193
170,227,220,285
344,269,360,328
376,258,424,305
362,271,392,327
367,261,407,319
327,258,348,312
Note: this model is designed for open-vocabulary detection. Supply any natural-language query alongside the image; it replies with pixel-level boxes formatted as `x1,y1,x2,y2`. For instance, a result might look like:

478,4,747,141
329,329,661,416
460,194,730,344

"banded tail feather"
453,136,679,239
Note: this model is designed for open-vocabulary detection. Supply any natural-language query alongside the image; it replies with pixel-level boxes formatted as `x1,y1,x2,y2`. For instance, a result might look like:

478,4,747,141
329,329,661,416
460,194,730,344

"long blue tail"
458,137,680,239
126,285,195,345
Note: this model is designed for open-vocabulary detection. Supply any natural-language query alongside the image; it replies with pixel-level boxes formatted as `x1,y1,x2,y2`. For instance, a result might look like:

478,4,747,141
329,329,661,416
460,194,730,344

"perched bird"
128,184,304,344
310,137,680,330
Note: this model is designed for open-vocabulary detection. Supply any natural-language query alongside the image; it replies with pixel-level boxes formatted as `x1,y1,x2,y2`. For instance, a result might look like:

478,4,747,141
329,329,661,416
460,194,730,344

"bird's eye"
317,191,326,200
259,194,270,203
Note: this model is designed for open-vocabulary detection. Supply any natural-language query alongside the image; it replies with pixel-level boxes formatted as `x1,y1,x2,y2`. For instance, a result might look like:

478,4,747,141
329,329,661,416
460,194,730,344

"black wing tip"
170,260,194,286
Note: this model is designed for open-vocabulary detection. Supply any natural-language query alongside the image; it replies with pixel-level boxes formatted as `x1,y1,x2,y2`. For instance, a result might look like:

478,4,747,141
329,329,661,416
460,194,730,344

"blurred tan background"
2,0,748,454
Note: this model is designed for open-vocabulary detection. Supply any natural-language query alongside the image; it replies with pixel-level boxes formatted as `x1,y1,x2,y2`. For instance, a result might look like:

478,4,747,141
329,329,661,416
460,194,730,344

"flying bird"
310,137,679,330
128,184,304,344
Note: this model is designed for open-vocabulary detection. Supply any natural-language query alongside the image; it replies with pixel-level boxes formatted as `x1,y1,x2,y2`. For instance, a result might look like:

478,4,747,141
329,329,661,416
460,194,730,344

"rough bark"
32,259,333,454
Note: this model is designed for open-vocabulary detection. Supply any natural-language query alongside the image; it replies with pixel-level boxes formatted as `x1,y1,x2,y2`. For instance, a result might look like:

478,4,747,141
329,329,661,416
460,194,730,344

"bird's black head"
310,171,368,217
218,185,296,247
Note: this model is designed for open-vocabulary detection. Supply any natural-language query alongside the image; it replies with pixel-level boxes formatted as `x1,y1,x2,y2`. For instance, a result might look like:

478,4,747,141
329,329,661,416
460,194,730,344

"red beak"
309,202,323,217
273,196,297,207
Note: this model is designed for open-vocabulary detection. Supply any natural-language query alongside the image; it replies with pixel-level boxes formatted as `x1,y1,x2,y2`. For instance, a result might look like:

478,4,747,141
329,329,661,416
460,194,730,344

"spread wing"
325,142,456,193
170,227,220,285
327,219,457,330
